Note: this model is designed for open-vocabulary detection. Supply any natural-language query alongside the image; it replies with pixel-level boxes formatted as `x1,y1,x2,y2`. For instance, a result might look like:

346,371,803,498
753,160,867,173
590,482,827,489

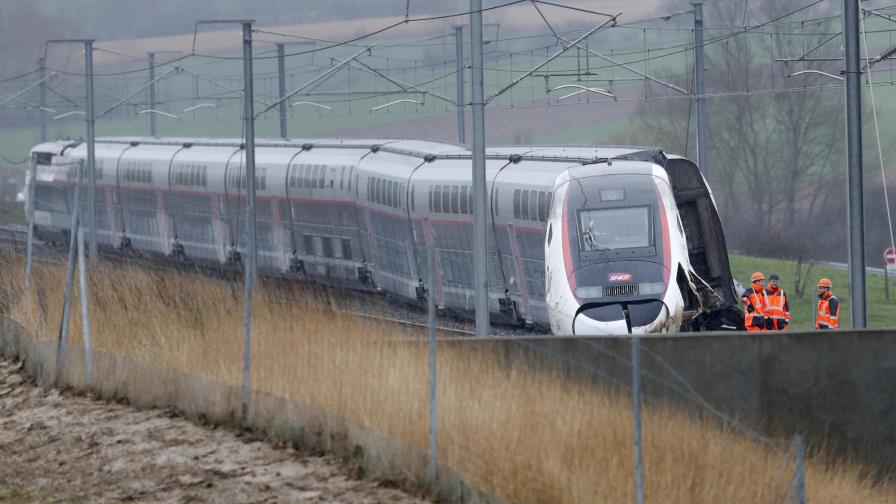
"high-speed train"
27,137,743,334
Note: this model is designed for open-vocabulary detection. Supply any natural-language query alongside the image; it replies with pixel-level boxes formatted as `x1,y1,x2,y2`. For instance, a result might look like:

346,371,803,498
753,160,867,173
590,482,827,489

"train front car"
546,160,686,335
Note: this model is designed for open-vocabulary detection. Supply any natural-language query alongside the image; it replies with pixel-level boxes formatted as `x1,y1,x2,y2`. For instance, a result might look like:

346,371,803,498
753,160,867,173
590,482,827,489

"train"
27,137,744,334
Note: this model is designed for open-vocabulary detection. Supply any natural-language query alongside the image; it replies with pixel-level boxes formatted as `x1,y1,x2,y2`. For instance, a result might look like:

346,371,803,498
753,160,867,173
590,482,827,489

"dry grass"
1,252,893,504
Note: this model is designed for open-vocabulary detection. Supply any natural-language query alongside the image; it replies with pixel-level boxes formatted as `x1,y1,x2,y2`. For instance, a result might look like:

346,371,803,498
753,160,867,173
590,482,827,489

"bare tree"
615,0,847,260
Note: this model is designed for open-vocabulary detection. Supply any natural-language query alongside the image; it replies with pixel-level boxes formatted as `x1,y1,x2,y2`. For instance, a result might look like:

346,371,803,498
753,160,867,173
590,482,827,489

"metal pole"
23,156,37,300
255,46,369,118
241,20,258,421
77,226,93,386
693,1,709,180
85,40,97,265
631,337,645,504
148,52,157,136
277,44,288,139
470,0,489,337
885,265,890,301
843,0,867,328
427,244,438,482
58,161,83,380
793,435,807,504
455,26,466,144
39,58,47,142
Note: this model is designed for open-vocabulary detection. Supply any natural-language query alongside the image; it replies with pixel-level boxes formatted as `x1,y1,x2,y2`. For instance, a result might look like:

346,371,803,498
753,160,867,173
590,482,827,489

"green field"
729,253,896,330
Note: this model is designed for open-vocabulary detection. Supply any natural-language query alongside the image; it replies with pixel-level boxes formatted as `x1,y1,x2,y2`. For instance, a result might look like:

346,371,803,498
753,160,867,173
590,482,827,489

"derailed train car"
27,137,743,334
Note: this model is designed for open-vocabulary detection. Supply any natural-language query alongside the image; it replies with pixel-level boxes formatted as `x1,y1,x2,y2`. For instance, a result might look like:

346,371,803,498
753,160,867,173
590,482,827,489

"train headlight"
638,281,666,295
575,286,603,298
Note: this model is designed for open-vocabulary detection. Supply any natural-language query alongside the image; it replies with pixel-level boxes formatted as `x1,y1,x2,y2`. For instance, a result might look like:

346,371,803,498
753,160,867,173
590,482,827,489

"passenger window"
513,189,521,219
441,185,450,214
529,190,538,221
434,186,442,213
460,186,469,214
303,234,314,255
451,185,460,214
521,190,529,220
342,238,352,260
318,165,325,188
538,191,547,222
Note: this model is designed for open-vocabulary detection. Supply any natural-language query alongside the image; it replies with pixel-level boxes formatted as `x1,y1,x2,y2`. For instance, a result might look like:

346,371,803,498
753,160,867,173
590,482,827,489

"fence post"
793,435,807,504
427,244,438,483
77,227,93,386
23,155,37,300
57,160,84,381
885,265,889,301
240,20,258,423
632,336,645,504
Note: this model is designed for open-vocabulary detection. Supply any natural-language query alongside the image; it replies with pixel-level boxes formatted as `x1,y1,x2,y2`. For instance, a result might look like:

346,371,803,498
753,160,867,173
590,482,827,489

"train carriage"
28,137,742,335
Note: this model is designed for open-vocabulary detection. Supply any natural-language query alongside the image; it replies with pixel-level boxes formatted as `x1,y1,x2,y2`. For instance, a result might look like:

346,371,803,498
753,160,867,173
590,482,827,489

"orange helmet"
817,278,832,288
751,272,765,283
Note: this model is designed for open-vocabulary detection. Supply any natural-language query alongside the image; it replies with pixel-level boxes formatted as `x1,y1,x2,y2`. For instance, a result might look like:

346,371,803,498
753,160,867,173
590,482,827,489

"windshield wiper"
583,226,610,251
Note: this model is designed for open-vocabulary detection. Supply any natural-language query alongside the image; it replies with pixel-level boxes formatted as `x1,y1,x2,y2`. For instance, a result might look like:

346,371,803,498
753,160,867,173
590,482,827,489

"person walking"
764,273,791,331
815,278,840,330
741,272,769,332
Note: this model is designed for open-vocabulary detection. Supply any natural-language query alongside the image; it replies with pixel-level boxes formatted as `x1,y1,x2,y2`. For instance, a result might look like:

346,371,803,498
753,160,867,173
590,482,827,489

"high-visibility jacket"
815,292,840,330
764,286,790,330
741,286,769,331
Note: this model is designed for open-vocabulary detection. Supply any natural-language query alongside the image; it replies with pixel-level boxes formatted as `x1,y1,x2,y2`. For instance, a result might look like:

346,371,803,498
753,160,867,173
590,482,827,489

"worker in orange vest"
741,272,769,331
815,278,840,330
764,273,791,331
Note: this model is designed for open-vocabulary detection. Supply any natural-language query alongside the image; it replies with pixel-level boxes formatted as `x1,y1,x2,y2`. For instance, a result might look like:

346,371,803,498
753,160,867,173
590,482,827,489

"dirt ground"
0,358,431,503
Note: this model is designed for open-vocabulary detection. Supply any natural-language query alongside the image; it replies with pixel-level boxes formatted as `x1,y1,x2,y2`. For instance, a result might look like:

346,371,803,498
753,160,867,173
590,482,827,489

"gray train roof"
92,137,664,165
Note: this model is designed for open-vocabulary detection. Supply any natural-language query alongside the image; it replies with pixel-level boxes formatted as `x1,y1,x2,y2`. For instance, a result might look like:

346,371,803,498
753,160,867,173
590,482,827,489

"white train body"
28,137,742,334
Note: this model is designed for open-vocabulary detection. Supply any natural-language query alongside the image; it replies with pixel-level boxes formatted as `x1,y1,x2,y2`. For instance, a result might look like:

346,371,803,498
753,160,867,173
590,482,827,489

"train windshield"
578,206,651,251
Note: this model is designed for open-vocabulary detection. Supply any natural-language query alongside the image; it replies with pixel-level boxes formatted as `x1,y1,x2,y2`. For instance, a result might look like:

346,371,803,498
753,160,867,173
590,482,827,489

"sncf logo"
608,273,633,282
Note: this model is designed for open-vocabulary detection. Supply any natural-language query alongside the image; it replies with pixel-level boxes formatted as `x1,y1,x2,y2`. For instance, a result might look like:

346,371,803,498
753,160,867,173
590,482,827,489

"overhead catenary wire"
860,7,896,258
198,0,533,61
11,0,896,134
30,3,887,83
0,156,29,165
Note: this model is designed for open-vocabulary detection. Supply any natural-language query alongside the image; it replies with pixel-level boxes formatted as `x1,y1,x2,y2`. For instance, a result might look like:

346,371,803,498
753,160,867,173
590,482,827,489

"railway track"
0,224,27,248
0,225,533,338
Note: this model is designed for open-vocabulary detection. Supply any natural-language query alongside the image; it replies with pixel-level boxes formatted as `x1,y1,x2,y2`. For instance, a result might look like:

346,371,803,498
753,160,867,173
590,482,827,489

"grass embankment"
729,253,896,330
1,254,894,503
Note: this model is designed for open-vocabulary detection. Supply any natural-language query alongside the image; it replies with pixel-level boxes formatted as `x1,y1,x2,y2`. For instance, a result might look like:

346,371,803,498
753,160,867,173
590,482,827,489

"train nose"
574,313,628,334
573,304,629,335
573,301,669,335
